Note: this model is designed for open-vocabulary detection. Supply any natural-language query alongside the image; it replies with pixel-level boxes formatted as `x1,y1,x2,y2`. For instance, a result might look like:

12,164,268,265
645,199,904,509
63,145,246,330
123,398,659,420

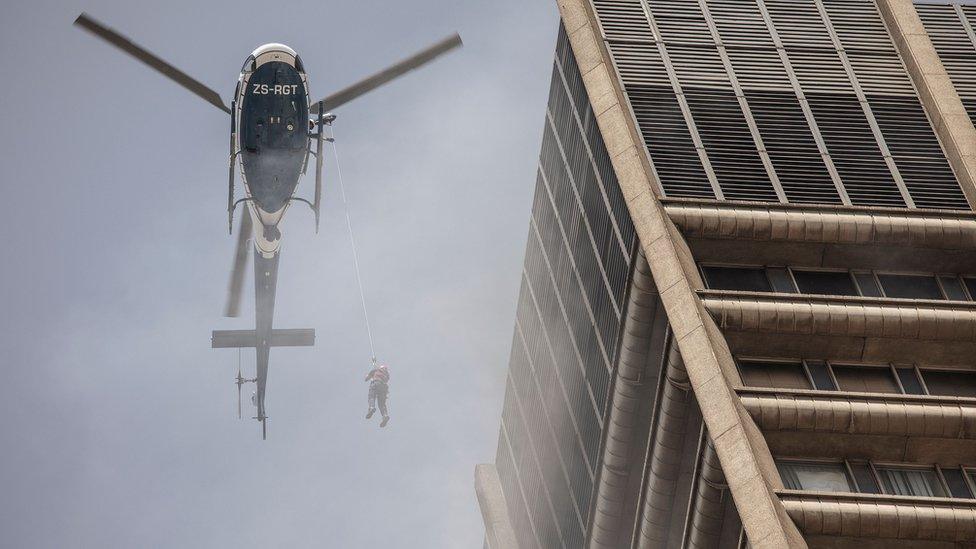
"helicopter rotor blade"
224,213,252,317
74,13,231,114
309,33,462,115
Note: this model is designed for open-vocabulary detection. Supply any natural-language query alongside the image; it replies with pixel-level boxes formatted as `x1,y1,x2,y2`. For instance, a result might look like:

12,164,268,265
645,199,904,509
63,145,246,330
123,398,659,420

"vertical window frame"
766,266,798,294
890,364,908,395
936,274,970,301
852,270,884,298
847,460,885,495
963,467,976,498
805,359,840,391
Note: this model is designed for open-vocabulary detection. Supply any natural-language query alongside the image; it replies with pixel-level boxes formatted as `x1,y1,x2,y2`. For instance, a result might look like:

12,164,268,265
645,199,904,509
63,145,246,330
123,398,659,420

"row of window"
494,27,633,549
778,459,976,500
701,265,976,301
738,359,976,398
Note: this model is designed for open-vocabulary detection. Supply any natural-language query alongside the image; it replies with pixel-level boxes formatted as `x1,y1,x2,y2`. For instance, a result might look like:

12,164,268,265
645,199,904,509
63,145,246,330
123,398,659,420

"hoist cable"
328,124,376,362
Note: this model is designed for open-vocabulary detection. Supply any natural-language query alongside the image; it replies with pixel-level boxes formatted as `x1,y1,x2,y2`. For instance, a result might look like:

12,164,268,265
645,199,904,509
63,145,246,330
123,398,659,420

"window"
832,365,900,394
780,460,976,499
964,278,976,301
895,367,926,395
878,274,943,299
766,268,797,293
942,469,974,499
738,359,976,396
853,272,883,297
738,361,810,389
804,360,837,391
700,266,976,301
849,462,882,494
939,276,969,301
702,266,771,292
876,467,947,498
778,461,853,493
921,370,976,398
791,270,858,296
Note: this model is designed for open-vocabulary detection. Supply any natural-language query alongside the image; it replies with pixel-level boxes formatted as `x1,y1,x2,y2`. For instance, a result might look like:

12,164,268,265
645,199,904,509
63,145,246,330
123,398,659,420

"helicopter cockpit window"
241,55,256,74
294,55,305,73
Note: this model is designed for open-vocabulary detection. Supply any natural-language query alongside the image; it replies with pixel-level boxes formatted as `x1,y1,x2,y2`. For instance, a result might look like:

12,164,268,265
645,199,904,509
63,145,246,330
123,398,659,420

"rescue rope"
328,123,377,362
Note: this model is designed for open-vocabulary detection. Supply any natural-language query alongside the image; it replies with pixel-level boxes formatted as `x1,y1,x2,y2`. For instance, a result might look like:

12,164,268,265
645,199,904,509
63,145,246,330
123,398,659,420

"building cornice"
739,390,976,439
778,490,976,542
665,199,976,250
700,290,976,342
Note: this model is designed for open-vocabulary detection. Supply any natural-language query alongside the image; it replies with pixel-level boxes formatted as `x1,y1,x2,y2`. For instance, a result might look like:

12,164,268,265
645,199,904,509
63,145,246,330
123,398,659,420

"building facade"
477,0,976,548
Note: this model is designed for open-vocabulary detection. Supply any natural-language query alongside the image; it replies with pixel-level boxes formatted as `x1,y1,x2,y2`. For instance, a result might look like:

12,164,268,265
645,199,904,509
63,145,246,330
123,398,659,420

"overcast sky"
0,0,558,547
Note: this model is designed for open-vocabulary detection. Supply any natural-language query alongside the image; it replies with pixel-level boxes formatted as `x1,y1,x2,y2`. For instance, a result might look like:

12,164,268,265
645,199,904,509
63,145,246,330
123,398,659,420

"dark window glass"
877,467,947,497
767,268,797,293
939,277,969,301
805,360,837,391
895,367,926,395
778,461,853,493
702,266,771,292
738,361,810,389
850,463,882,494
922,370,976,397
833,365,900,394
854,272,883,297
942,469,974,499
878,274,943,299
792,270,858,296
965,278,976,302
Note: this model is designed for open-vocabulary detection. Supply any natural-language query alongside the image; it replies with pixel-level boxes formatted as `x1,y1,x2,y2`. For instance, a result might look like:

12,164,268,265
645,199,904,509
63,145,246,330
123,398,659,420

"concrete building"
476,1,976,548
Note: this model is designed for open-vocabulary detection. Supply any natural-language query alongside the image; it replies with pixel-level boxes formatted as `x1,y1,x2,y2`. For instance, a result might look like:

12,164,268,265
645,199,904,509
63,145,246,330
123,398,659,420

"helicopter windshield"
240,55,256,74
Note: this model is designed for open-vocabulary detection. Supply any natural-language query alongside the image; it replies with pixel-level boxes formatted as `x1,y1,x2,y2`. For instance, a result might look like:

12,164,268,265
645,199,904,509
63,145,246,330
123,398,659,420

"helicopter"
74,13,462,439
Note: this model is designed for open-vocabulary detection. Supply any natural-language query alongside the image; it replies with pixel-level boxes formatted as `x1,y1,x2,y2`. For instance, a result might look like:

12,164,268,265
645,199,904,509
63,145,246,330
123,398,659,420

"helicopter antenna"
236,348,243,420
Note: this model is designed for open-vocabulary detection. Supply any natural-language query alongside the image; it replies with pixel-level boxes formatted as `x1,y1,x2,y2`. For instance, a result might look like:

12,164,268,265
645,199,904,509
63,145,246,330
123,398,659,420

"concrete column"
636,342,692,548
589,251,665,549
685,437,729,549
475,464,519,549
553,0,807,546
876,0,976,208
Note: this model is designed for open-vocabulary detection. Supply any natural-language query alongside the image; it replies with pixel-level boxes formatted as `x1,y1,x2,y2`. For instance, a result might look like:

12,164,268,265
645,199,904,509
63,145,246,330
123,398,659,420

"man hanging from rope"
364,359,390,427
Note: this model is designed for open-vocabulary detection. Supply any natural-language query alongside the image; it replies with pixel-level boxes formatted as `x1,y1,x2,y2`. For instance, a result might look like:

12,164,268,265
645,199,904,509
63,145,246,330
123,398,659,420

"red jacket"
366,367,390,384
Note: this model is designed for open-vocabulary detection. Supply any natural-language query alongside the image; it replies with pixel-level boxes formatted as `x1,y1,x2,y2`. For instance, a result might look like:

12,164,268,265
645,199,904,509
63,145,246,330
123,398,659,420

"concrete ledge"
738,389,976,439
778,491,976,542
664,198,976,250
700,291,976,342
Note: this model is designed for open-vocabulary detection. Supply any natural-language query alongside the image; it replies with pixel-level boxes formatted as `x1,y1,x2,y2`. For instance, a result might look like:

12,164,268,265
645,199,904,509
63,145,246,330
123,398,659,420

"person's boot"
366,408,376,419
380,415,390,428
